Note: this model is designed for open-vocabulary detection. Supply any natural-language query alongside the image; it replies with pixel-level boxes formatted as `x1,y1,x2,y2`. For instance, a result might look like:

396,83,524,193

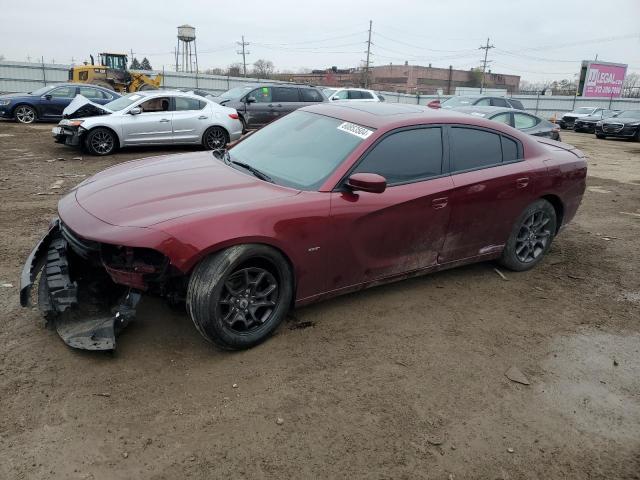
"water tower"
176,24,198,73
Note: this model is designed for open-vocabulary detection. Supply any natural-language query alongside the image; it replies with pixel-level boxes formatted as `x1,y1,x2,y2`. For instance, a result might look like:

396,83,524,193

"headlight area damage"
20,219,178,351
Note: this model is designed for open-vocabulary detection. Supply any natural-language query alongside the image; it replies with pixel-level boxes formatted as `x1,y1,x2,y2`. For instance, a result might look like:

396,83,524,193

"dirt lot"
0,121,638,480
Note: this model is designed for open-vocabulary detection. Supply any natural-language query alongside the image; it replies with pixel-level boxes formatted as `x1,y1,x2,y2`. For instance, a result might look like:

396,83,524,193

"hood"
562,112,591,119
604,118,640,126
62,95,112,119
73,152,299,228
0,92,32,100
577,115,602,122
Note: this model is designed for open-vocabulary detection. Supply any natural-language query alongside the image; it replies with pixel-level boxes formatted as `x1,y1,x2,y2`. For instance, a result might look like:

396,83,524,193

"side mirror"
44,94,52,100
346,173,387,194
129,107,142,115
245,96,256,104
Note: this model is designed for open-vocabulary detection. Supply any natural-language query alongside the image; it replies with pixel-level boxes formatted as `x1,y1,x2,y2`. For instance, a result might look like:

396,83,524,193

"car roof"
453,105,515,115
243,83,318,89
301,101,498,129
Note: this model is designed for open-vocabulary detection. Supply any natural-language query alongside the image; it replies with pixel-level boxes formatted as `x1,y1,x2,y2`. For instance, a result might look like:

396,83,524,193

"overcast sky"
2,0,639,82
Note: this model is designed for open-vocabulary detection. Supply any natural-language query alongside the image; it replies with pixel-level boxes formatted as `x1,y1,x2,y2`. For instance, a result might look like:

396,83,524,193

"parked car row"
558,106,640,141
20,101,588,351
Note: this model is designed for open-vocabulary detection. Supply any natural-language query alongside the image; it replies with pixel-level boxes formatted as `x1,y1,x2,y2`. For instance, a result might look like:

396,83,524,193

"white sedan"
52,91,243,155
322,87,384,102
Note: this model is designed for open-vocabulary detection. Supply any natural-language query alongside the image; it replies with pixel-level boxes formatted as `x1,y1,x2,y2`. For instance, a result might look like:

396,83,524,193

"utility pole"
237,36,250,77
478,37,494,94
364,20,372,88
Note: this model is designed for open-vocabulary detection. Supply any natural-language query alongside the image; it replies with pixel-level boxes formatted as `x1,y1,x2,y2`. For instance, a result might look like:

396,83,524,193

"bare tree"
227,63,243,77
205,67,225,75
252,59,274,79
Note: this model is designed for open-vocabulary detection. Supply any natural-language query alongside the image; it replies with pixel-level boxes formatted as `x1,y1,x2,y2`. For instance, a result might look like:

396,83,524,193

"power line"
237,35,250,77
479,37,495,94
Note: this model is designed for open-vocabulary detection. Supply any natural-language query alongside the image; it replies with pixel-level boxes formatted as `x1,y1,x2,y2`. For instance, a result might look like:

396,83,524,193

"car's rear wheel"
499,199,557,272
202,126,229,150
84,128,117,156
187,244,293,350
14,105,37,124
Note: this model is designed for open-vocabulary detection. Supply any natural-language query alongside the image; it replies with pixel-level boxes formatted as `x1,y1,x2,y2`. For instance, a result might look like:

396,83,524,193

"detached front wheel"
187,244,293,350
499,199,557,272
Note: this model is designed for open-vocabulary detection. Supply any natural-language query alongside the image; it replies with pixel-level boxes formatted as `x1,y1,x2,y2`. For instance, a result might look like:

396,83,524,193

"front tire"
202,126,229,150
14,104,37,124
596,134,606,139
84,128,117,156
499,199,557,272
187,244,293,350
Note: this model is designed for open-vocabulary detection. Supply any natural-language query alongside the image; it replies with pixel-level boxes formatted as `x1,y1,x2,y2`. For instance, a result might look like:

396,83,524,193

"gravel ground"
0,121,639,480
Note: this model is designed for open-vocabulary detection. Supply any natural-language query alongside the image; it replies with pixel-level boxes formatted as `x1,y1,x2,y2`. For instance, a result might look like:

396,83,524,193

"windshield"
614,110,640,120
574,107,595,114
219,86,254,100
440,96,475,108
104,93,144,112
229,111,371,190
323,88,337,97
29,85,55,96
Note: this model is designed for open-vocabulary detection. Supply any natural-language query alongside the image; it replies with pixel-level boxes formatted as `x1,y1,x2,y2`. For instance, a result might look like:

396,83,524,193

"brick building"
276,64,520,95
369,64,519,94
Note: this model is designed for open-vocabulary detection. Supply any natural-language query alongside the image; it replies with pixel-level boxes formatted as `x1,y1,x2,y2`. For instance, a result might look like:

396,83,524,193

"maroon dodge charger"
20,103,587,351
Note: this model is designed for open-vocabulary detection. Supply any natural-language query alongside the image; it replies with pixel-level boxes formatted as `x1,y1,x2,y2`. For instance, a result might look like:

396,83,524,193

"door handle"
267,104,282,108
159,118,170,123
432,197,448,209
198,115,208,120
516,177,529,189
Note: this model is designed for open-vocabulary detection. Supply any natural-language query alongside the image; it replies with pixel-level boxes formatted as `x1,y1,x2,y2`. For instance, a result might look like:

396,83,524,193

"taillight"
228,113,239,120
428,99,441,109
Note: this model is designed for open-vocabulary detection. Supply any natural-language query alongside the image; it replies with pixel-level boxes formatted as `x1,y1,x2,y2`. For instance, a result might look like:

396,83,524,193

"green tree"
130,57,141,69
140,57,153,71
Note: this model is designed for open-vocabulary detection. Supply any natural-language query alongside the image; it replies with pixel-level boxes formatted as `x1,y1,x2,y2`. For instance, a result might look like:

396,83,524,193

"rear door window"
175,97,205,111
475,98,491,106
490,112,512,125
353,127,443,185
79,87,107,100
501,136,519,162
513,113,539,129
273,87,300,102
300,88,323,102
450,127,503,172
491,98,509,107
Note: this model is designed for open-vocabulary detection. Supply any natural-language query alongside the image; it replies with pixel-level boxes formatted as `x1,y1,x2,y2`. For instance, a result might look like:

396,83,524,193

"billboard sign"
580,61,627,98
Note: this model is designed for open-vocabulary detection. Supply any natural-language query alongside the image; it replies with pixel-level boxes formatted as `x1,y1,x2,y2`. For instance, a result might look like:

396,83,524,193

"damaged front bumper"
20,219,142,351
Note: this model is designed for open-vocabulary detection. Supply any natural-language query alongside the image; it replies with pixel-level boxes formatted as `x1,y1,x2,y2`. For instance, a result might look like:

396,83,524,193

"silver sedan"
52,90,243,155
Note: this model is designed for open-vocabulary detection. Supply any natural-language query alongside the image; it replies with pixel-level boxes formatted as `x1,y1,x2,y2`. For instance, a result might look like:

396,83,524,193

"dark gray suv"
212,84,326,130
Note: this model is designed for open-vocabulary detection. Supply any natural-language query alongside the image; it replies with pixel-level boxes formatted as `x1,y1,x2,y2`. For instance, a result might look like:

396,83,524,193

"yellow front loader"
69,53,162,93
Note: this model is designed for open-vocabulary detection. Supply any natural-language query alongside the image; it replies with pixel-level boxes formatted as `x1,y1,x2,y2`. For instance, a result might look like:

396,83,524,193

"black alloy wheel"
203,126,228,150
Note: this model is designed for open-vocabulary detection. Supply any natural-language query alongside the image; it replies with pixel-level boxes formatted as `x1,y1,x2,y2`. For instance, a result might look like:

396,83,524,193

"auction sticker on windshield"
337,122,373,139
